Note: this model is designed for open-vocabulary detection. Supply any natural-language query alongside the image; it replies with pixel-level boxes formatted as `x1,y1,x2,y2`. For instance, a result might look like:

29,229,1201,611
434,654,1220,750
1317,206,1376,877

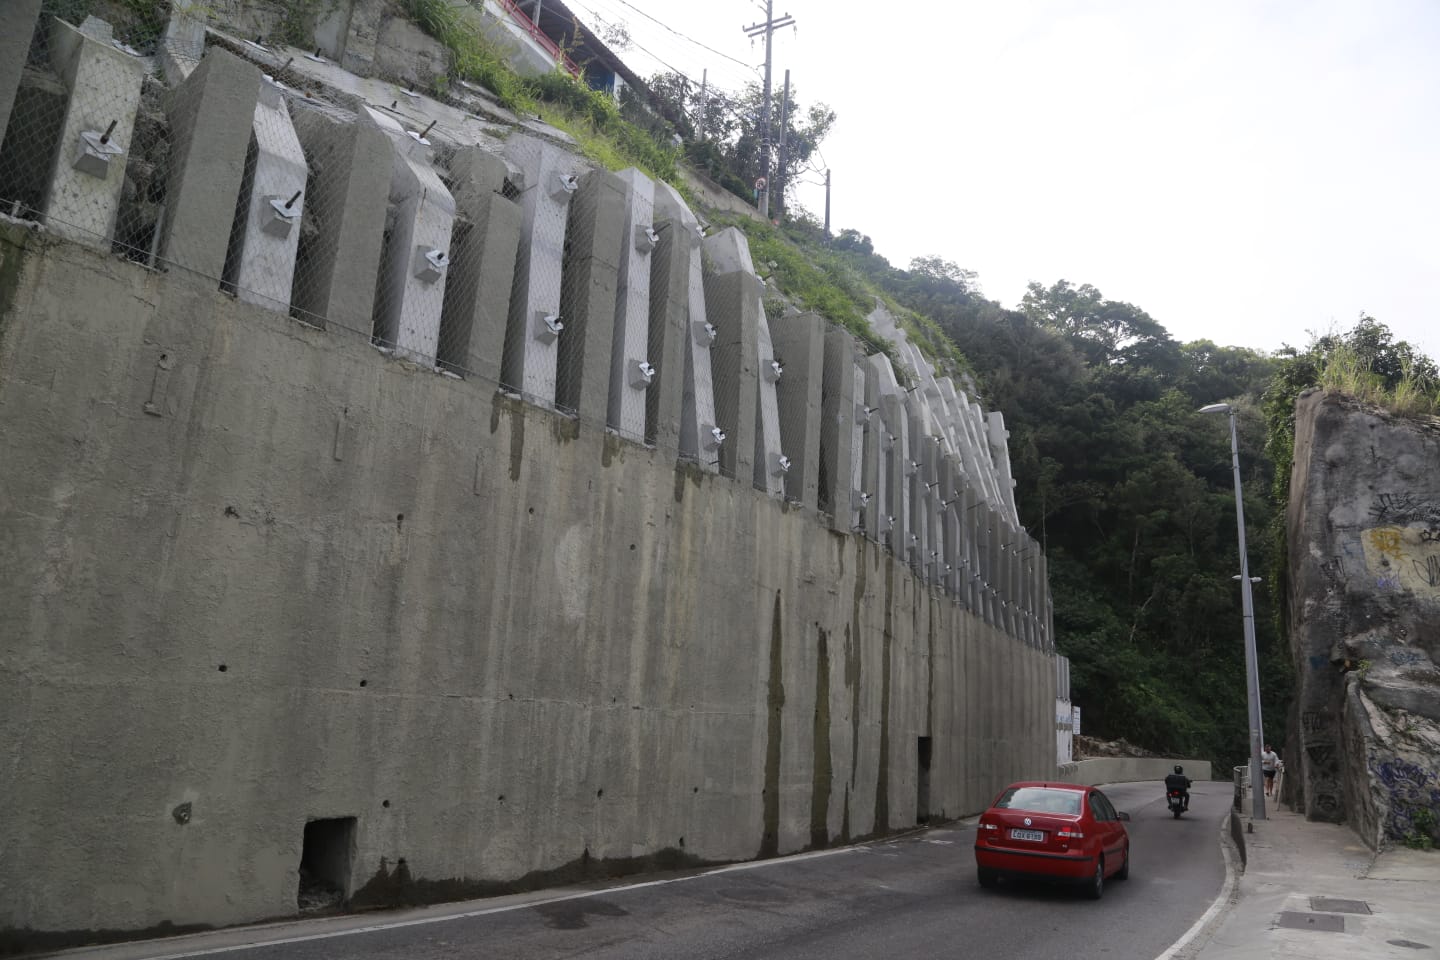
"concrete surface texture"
161,46,262,277
40,16,144,251
652,180,712,463
289,103,393,331
1197,806,1440,960
227,78,307,311
606,167,655,443
502,134,577,406
363,105,455,366
1057,757,1214,786
440,146,523,382
0,221,1057,945
556,167,624,421
1285,390,1440,844
0,0,43,143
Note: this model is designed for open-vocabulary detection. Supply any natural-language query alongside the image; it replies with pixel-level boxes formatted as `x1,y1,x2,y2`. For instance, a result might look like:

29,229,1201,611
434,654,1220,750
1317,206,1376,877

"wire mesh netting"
0,1,1051,651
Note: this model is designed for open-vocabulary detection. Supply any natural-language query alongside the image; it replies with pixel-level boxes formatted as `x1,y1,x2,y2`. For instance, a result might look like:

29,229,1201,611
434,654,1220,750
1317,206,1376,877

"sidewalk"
1193,798,1440,959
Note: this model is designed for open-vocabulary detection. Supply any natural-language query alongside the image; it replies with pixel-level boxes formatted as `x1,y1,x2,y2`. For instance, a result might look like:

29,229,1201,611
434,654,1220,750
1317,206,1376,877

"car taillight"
1057,829,1084,839
979,822,999,831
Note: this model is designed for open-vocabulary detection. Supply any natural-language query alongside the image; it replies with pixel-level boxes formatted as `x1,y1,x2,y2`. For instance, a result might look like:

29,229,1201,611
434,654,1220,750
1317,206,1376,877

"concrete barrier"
1055,757,1213,786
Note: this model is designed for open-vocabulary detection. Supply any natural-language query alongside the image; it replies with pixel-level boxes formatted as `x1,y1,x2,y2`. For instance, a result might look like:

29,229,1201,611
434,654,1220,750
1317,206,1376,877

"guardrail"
488,0,582,77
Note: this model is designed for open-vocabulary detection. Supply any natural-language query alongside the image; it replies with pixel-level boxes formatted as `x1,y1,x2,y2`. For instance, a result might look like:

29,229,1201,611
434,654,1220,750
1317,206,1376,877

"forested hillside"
731,216,1436,770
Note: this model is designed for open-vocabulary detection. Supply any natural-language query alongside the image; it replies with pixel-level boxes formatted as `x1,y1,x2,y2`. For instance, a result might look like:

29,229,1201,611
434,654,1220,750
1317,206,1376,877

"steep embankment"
1287,389,1440,848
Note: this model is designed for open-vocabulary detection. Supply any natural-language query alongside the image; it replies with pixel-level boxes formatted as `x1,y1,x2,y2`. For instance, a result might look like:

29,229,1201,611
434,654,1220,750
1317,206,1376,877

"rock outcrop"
1287,389,1440,848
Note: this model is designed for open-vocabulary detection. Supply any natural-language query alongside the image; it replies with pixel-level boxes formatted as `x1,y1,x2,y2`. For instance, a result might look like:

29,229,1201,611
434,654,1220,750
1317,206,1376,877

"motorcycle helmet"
1174,764,1183,774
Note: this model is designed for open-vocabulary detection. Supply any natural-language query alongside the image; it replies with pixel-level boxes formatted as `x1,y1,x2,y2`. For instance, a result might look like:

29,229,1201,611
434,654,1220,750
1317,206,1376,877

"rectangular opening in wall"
917,736,933,824
298,816,356,912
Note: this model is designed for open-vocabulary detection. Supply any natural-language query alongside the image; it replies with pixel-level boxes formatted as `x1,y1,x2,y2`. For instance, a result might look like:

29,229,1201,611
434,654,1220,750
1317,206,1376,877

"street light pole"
1200,402,1267,820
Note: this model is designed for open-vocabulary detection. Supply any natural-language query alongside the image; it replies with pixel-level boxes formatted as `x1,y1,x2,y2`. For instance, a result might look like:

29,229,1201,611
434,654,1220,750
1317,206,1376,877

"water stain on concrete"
810,625,832,849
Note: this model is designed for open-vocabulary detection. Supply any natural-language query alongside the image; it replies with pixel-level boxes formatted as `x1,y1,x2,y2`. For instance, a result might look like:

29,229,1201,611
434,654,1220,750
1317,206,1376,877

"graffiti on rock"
1370,493,1440,526
1360,525,1440,598
1372,756,1440,842
1416,555,1440,588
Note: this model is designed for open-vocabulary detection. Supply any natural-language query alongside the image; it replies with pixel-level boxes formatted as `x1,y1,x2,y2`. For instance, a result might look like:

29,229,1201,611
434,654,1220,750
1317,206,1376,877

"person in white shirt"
1261,744,1280,797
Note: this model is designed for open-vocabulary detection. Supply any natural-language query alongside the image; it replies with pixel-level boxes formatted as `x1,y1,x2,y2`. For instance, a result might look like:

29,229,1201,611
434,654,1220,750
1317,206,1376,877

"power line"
565,0,756,92
607,0,761,74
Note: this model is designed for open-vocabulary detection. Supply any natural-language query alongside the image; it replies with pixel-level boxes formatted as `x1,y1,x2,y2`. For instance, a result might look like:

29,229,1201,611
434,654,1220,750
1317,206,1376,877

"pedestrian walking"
1261,744,1280,797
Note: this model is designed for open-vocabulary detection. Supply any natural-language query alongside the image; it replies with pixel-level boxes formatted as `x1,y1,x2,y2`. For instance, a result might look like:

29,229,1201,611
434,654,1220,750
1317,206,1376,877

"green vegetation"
1404,806,1437,850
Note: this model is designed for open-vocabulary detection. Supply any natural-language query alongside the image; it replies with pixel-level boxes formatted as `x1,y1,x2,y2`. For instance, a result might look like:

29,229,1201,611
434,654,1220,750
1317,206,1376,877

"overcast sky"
564,0,1439,360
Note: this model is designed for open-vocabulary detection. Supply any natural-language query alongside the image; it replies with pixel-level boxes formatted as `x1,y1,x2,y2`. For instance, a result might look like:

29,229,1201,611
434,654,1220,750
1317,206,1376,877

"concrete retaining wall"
0,222,1057,945
1056,758,1214,787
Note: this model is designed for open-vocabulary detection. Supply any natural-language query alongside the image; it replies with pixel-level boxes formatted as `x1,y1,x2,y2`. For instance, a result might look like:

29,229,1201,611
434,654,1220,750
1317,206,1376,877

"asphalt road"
84,781,1231,960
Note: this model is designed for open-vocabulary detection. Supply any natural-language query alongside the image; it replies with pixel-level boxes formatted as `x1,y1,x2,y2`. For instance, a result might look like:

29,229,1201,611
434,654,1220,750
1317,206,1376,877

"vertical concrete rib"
40,17,143,251
654,181,716,467
702,228,761,482
226,79,307,311
860,359,884,539
161,46,262,279
645,190,691,451
501,134,577,407
363,105,454,367
606,168,656,442
441,145,521,385
557,166,624,424
0,0,43,149
754,310,786,496
290,104,391,331
820,326,858,529
770,312,824,508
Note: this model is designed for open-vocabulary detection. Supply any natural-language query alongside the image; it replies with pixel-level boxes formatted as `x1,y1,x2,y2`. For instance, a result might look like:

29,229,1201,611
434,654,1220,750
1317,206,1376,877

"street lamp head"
1199,403,1232,414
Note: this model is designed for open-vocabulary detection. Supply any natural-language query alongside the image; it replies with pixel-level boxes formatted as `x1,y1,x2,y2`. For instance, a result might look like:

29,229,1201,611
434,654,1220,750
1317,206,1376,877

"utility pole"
744,2,795,219
697,68,708,140
823,168,831,236
775,69,790,218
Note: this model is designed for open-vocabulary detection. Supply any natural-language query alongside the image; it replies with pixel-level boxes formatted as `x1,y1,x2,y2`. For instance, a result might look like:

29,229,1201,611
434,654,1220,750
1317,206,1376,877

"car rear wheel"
977,866,999,889
1086,857,1104,900
1116,844,1130,881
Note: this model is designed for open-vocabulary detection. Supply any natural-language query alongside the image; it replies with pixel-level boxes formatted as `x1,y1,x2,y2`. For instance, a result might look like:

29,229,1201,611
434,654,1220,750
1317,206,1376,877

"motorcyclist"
1164,764,1191,811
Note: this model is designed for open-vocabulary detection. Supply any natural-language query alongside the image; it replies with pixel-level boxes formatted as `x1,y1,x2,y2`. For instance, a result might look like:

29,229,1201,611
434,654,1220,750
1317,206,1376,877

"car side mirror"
1117,812,1131,822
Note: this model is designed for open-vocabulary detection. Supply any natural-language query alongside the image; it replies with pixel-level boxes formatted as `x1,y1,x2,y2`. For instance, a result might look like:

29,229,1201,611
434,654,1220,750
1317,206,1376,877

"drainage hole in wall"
508,693,514,699
359,679,367,687
381,799,390,808
298,817,356,912
217,664,227,672
679,837,685,847
596,788,604,798
528,507,534,515
629,544,635,550
497,794,505,802
224,506,239,518
693,787,698,793
396,514,404,531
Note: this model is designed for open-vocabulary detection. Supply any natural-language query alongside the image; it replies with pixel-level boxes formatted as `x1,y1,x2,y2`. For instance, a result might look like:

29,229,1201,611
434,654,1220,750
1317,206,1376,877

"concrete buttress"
439,145,522,384
289,103,392,331
162,46,262,280
364,105,455,367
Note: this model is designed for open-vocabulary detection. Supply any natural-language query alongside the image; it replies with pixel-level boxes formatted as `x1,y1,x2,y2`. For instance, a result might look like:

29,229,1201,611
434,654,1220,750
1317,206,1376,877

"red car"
973,781,1131,899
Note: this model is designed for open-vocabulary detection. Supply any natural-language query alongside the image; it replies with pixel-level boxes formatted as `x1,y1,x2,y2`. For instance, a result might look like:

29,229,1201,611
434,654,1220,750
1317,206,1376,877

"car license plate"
1010,828,1044,842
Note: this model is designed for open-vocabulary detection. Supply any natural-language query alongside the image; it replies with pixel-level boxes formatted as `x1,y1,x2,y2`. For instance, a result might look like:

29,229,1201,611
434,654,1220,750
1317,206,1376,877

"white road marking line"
72,846,865,960
1152,814,1241,960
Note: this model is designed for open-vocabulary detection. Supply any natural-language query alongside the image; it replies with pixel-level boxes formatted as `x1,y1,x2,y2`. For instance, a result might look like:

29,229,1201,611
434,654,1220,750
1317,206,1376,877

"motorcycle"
1167,790,1186,818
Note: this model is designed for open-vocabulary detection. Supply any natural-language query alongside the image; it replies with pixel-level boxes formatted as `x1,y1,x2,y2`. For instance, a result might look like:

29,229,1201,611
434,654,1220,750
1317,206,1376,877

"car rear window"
993,787,1082,815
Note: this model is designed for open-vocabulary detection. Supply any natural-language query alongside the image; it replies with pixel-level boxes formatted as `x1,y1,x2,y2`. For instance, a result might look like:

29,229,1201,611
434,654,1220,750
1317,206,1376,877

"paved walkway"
1194,799,1440,959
